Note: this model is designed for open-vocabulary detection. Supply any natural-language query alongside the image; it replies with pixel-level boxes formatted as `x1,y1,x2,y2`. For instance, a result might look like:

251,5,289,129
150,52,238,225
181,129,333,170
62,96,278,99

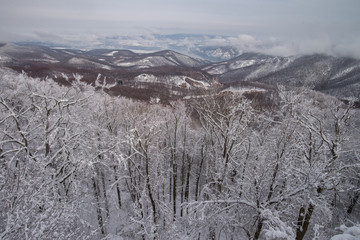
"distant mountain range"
15,34,244,62
1,43,360,103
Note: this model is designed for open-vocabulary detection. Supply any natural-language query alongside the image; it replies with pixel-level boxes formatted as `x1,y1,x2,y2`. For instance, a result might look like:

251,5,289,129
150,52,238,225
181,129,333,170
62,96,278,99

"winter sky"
0,0,359,57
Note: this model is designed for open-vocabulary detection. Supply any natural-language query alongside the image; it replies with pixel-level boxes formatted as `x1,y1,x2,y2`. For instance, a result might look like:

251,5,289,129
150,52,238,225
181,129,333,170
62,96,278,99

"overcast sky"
1,0,359,57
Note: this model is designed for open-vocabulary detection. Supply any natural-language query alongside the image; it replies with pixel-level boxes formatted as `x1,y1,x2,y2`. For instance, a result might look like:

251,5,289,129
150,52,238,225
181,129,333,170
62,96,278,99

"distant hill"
204,52,360,100
1,43,360,102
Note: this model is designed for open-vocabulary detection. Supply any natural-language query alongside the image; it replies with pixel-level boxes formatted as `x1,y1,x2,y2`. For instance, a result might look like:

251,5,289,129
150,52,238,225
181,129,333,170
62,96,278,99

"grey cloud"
0,0,359,58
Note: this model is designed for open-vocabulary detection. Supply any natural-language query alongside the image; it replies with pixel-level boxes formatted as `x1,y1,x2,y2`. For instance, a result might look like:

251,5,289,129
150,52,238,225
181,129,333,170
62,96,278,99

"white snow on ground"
27,58,60,63
104,51,118,56
264,228,291,240
183,93,219,99
221,86,266,94
23,54,59,63
41,54,59,63
245,58,294,81
0,55,12,63
116,56,176,68
331,65,359,79
134,74,210,89
115,52,203,68
134,74,158,83
229,59,256,69
204,56,297,76
68,57,91,65
100,65,112,70
331,224,360,240
206,48,233,59
114,61,134,67
185,77,210,88
203,64,228,75
135,74,189,87
166,51,203,66
68,57,112,70
62,50,76,55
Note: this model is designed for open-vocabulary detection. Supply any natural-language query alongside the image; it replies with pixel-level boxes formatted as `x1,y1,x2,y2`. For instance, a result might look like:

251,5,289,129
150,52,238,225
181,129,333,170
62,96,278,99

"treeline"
0,69,359,239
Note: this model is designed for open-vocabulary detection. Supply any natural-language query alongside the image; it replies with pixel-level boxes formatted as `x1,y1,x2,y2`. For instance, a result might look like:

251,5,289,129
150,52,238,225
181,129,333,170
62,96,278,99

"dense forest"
0,68,359,239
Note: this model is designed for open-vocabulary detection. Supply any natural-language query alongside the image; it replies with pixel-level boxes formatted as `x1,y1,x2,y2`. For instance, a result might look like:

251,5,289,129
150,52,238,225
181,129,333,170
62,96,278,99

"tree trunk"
195,146,205,201
113,165,122,208
100,171,110,218
142,145,157,225
180,150,185,217
92,177,105,235
296,203,314,240
347,192,359,215
253,217,263,240
184,155,192,206
172,161,177,221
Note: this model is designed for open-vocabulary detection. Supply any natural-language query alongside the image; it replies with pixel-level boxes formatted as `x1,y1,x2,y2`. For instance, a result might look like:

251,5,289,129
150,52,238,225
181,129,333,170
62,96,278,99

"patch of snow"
116,56,176,68
166,52,201,66
134,74,209,89
331,224,360,240
331,233,358,240
27,54,59,63
229,59,256,69
68,57,112,70
135,74,158,83
331,65,359,79
68,57,87,65
243,57,295,81
204,64,228,75
62,50,75,55
168,76,189,87
135,65,150,69
150,97,161,104
115,61,134,67
0,55,12,63
205,48,238,60
29,58,60,63
185,77,210,88
183,94,213,100
104,51,118,57
101,65,112,70
264,228,290,240
222,86,266,94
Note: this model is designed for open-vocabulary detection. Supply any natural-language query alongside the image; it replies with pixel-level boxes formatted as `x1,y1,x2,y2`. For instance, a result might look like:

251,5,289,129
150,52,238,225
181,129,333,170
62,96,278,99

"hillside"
205,52,360,100
1,43,360,103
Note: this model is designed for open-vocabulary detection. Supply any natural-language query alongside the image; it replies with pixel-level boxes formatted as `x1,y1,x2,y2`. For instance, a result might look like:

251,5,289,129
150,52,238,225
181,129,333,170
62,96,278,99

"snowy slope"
0,43,61,63
115,50,208,69
204,52,360,100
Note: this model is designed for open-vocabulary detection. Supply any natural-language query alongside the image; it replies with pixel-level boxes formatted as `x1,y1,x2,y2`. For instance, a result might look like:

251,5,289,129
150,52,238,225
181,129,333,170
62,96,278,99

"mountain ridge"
1,43,360,102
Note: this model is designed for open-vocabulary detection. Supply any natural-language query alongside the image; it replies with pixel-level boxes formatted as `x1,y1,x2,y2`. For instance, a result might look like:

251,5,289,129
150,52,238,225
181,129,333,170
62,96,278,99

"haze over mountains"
1,43,359,103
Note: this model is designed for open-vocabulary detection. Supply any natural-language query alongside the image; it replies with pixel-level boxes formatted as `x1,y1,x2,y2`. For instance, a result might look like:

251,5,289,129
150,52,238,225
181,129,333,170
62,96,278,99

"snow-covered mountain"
1,43,360,101
203,52,360,100
0,44,208,69
190,46,241,62
107,50,208,69
0,43,214,103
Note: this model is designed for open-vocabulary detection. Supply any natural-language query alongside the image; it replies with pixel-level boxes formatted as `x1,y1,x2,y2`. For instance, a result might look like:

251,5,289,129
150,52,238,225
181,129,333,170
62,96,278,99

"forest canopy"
0,68,359,239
